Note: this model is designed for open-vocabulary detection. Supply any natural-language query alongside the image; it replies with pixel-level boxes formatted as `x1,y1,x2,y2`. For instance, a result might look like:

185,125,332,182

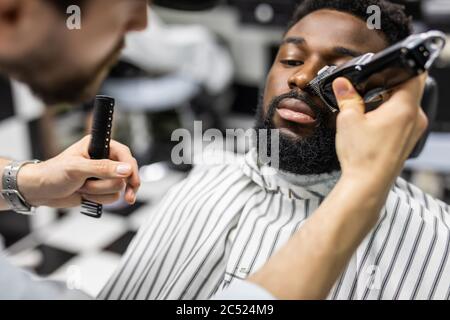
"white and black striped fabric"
99,149,450,300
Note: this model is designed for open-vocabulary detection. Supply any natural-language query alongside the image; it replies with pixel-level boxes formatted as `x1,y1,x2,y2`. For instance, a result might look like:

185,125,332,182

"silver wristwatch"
1,160,41,215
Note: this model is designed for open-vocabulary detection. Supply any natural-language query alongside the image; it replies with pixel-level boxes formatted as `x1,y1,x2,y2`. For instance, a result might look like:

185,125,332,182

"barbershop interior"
0,0,449,299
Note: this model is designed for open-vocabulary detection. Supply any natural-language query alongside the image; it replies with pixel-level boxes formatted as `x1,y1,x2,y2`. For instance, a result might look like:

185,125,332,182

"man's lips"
276,98,317,125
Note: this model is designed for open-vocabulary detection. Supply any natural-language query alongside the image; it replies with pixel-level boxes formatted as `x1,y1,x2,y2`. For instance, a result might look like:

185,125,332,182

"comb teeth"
81,199,103,219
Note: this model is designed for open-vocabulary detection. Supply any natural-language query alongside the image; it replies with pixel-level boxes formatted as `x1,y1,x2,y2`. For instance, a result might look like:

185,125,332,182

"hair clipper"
305,30,446,158
306,31,446,112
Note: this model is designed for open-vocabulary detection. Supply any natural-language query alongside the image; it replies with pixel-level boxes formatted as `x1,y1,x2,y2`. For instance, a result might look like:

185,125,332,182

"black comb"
81,95,115,218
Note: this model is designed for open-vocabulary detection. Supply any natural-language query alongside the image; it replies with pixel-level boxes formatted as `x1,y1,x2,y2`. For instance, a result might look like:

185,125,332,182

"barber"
0,0,427,299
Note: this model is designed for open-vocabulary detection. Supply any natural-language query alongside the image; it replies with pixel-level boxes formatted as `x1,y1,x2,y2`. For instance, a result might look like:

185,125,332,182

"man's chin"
256,117,340,175
280,126,319,140
31,72,106,105
32,85,95,106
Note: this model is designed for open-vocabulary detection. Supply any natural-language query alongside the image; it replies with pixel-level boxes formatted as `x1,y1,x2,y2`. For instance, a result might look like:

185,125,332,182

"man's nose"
287,63,323,91
126,2,149,32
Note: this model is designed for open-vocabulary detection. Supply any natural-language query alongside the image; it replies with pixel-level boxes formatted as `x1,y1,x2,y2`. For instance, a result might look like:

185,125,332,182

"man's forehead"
284,9,387,54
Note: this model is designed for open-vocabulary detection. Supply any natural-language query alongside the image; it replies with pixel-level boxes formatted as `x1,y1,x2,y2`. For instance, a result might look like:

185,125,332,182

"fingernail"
129,193,136,204
116,164,132,175
126,188,136,203
333,78,352,97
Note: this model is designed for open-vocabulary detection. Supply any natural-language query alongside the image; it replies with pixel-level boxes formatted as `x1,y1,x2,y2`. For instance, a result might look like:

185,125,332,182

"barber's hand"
17,136,140,208
333,74,428,190
248,77,429,300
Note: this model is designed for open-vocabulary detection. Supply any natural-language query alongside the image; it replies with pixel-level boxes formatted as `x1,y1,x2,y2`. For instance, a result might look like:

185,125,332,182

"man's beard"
254,90,340,175
28,67,104,105
1,39,124,105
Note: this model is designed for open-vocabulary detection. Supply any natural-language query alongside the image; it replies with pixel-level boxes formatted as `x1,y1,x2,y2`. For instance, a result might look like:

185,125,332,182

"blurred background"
0,0,449,296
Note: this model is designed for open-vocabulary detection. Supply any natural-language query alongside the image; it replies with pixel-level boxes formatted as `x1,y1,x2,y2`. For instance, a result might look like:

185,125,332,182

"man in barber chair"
101,0,449,300
0,0,446,300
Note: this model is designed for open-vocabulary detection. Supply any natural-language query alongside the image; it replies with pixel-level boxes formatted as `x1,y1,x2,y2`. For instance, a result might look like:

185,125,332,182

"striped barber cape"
99,148,450,300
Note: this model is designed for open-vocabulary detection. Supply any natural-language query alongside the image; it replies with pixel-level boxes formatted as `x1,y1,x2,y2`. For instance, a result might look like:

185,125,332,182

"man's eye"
280,59,304,67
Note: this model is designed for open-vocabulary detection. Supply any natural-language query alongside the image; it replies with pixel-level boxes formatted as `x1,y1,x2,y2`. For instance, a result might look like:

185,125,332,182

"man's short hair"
45,0,85,13
289,0,413,45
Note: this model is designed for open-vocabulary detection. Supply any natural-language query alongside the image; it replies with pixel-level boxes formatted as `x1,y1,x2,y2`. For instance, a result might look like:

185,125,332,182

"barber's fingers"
44,189,130,208
124,187,137,205
44,194,83,209
393,73,428,106
79,178,126,195
67,158,133,181
333,78,365,116
333,78,366,131
109,140,140,204
371,74,427,121
80,193,121,205
401,108,429,159
365,76,426,157
416,108,429,140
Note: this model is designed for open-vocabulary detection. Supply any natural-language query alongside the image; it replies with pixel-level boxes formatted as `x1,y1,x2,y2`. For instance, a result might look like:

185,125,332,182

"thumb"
73,159,133,180
332,77,365,115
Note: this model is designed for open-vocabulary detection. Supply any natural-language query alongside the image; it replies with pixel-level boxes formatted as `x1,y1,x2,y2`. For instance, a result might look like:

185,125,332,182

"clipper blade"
305,65,339,113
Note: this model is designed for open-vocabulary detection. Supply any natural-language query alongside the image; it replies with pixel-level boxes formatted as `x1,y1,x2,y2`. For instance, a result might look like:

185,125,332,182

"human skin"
262,9,387,139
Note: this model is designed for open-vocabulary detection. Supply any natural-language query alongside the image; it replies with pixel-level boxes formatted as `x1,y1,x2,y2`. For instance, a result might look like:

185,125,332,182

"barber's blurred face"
255,9,388,175
0,0,148,104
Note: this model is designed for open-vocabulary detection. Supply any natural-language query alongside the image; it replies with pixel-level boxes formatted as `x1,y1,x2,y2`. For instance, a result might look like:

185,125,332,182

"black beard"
254,90,340,175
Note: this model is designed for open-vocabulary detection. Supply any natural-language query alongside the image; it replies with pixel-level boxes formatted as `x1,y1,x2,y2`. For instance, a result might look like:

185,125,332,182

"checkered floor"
2,166,187,298
2,161,450,298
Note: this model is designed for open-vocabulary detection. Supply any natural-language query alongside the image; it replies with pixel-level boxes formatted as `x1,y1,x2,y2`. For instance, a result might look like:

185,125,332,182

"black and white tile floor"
2,167,450,298
2,165,187,297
